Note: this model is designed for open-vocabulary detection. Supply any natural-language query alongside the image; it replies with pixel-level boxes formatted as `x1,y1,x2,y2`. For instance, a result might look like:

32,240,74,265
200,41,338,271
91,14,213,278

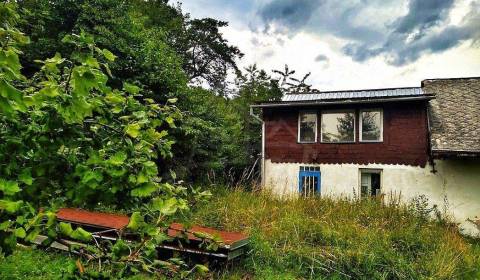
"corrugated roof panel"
281,87,424,102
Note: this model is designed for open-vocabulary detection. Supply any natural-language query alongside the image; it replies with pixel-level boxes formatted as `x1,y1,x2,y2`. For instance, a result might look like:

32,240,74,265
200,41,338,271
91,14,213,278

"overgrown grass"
0,248,71,280
193,187,480,279
1,188,479,279
0,248,154,280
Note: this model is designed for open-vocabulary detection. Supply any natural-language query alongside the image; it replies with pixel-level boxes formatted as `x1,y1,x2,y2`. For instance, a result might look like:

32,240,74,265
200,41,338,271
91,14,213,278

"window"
360,109,383,142
298,112,317,143
321,111,355,143
359,169,382,197
299,166,321,197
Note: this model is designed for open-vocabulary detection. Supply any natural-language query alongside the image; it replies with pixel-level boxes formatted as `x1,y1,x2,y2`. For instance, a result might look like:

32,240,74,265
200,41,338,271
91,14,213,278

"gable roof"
423,77,480,157
252,87,434,108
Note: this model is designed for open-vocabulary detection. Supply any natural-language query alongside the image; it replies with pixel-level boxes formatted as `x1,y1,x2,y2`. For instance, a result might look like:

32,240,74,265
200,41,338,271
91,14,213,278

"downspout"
250,106,265,187
426,103,437,173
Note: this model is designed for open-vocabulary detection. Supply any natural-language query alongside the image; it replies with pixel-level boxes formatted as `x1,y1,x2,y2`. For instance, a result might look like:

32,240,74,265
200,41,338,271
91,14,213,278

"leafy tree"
164,87,243,182
1,28,183,207
1,5,212,277
227,65,282,183
132,1,243,93
17,0,188,98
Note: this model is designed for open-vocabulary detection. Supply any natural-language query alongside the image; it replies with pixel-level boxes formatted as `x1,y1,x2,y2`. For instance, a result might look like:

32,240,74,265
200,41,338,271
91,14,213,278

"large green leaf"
108,151,127,166
0,79,25,112
125,123,141,138
70,227,92,242
19,169,33,186
102,49,117,62
123,82,140,95
151,197,178,215
130,182,158,197
59,222,73,236
81,170,104,186
0,221,12,230
0,200,23,213
0,179,20,195
127,212,144,231
14,227,26,238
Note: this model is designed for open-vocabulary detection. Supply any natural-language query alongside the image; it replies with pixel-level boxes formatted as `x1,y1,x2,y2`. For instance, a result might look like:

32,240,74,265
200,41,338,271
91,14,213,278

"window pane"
360,171,381,197
299,113,316,142
361,111,382,141
360,173,370,197
321,112,355,142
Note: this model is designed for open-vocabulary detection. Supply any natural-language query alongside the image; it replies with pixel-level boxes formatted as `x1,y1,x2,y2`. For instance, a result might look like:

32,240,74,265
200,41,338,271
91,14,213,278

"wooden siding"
264,102,429,167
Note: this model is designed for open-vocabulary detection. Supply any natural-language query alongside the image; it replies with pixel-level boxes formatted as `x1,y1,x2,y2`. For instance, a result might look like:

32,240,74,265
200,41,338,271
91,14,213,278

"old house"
251,77,480,234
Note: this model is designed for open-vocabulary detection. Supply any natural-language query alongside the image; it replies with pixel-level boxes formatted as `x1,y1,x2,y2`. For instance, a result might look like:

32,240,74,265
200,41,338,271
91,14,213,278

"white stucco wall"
264,159,480,235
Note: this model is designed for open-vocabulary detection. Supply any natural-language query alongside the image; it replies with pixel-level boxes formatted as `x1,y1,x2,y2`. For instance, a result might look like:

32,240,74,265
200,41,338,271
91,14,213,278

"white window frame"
358,168,383,197
297,111,317,143
320,110,356,143
359,108,383,142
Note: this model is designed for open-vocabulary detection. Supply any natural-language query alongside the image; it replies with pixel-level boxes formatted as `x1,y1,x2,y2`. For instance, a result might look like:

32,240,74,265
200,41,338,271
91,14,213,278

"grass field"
1,187,480,279
193,188,480,279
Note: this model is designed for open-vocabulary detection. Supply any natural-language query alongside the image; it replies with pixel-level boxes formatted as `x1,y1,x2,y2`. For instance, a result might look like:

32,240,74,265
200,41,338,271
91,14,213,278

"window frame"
320,109,356,143
358,168,383,197
297,111,318,143
359,108,383,142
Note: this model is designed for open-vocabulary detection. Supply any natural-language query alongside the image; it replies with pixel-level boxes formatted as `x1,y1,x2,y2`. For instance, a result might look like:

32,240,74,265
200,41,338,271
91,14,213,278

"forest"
1,1,479,279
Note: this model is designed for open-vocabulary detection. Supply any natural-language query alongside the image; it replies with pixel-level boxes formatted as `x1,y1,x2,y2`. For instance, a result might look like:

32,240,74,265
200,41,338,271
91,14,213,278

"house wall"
264,101,429,167
264,159,480,235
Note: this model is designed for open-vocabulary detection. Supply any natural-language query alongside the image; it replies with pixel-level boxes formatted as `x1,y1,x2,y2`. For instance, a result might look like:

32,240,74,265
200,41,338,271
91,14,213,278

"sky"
178,0,480,91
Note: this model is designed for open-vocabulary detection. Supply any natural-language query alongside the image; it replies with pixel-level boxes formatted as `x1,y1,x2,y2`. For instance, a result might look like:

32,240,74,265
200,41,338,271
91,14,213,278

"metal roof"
282,87,425,102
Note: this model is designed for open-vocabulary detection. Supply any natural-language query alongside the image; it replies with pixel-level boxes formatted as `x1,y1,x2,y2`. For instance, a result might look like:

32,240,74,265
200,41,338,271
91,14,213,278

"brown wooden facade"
263,101,429,167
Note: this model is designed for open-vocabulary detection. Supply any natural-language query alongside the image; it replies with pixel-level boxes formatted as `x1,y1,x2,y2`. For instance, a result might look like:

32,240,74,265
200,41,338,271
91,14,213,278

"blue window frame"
299,166,321,196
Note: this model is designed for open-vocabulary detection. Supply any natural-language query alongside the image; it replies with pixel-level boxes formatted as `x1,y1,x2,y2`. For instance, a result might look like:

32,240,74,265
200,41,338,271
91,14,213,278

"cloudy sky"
179,0,480,91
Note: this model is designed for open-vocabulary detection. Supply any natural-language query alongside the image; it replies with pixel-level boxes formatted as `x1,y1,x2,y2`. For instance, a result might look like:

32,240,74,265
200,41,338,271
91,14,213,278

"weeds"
2,187,479,279
194,187,480,279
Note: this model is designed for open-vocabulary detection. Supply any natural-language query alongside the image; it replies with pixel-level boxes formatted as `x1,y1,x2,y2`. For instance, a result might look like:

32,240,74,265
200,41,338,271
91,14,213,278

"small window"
360,109,383,142
321,111,355,143
359,169,382,197
298,112,317,143
299,166,321,197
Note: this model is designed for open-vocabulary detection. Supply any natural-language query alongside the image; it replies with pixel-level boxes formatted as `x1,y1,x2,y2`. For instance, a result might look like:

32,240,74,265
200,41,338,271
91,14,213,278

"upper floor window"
321,111,355,143
360,109,383,142
298,112,317,143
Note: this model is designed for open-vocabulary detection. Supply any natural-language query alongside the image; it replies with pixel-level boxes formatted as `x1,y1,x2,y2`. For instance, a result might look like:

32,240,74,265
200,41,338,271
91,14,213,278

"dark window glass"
321,112,355,142
361,172,381,197
299,112,316,142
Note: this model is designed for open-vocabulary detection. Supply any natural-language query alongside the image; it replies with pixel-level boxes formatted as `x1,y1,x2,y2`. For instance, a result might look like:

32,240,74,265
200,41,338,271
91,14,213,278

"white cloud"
179,0,480,91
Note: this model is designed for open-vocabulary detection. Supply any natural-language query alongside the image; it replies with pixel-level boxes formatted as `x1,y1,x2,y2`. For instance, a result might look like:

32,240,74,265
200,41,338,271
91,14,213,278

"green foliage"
132,0,243,93
194,188,480,279
1,26,182,207
0,6,212,279
18,0,188,98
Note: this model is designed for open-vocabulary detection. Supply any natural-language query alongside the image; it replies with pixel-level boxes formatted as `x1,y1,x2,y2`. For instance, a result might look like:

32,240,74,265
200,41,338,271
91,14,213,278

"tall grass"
193,187,480,279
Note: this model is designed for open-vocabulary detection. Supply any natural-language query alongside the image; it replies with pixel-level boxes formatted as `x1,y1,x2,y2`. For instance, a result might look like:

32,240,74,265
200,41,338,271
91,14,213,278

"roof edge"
287,86,421,95
252,95,435,108
422,76,480,87
432,149,480,159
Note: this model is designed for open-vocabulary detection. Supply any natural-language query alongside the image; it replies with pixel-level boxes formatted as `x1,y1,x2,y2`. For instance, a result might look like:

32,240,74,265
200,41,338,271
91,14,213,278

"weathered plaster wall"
264,159,480,235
